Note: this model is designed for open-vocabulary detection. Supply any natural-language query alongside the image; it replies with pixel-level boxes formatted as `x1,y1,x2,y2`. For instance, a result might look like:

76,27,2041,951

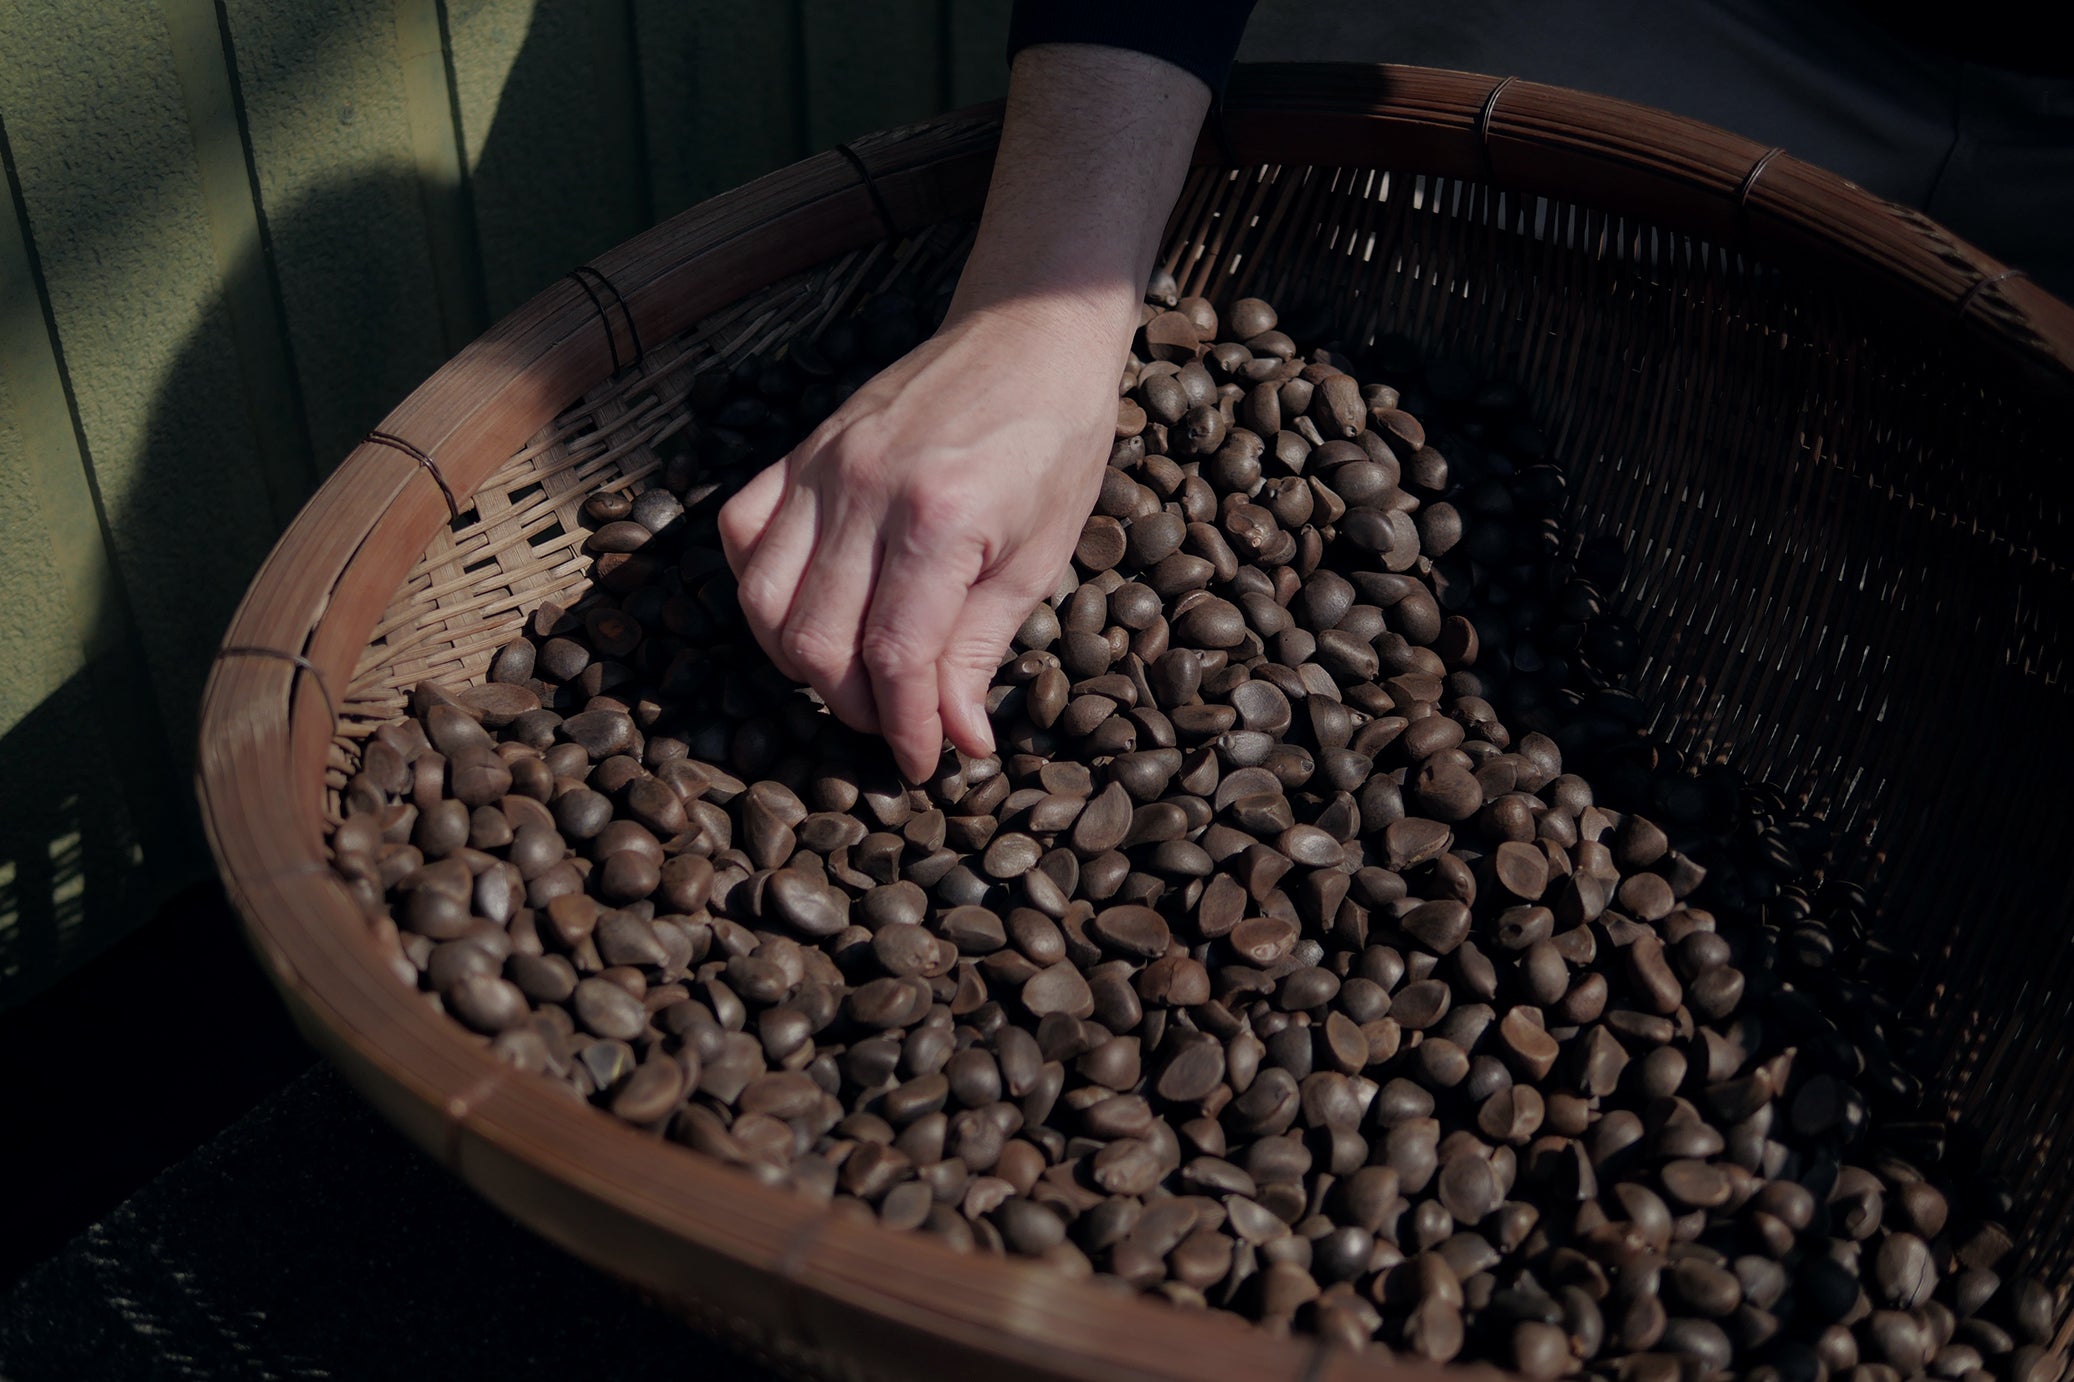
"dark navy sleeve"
1007,2,1259,95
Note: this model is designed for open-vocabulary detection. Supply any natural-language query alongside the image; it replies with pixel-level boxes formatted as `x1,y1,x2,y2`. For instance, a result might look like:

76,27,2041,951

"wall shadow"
0,664,152,1006
0,0,687,1276
2,1,627,1007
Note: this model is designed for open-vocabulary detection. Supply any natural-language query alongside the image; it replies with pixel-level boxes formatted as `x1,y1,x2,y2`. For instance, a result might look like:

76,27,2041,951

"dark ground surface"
0,1064,779,1381
0,886,777,1381
1,883,311,1285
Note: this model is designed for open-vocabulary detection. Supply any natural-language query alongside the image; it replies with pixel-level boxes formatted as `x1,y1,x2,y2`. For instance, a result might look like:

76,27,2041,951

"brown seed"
1576,1024,1629,1097
505,952,576,1004
1274,824,1341,868
422,704,493,759
456,682,540,729
1384,817,1452,870
1172,597,1246,649
1144,310,1204,362
1659,1158,1733,1210
1226,790,1294,836
572,975,647,1041
1311,375,1365,440
609,1058,686,1124
1411,762,1484,821
1070,782,1134,856
535,636,589,682
1477,1085,1546,1145
1437,1150,1500,1224
1022,962,1095,1019
1401,899,1471,955
1668,1258,1744,1318
1613,813,1668,869
445,748,512,809
1625,934,1684,1015
596,912,667,969
1615,1296,1668,1355
488,639,537,684
1157,1037,1227,1103
1148,552,1216,598
940,905,1006,954
1260,1261,1321,1317
766,870,848,937
587,519,652,553
1493,840,1549,899
1229,298,1276,338
1494,905,1555,952
1169,1228,1235,1290
979,830,1042,879
448,973,529,1034
1896,1180,1949,1240
1122,800,1189,847
1091,904,1170,958
560,708,635,759
1875,1231,1938,1309
873,923,941,978
1078,1037,1144,1095
1867,1311,1932,1374
1406,1297,1465,1362
1413,1037,1470,1088
622,776,687,837
1116,397,1147,438
1230,915,1299,968
1173,404,1229,458
1513,1320,1569,1380
1391,980,1452,1030
1076,515,1128,570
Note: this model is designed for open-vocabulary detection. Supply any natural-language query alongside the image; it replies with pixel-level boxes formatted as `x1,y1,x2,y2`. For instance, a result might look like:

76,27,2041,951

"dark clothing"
1007,0,2074,298
1866,3,2074,78
1006,1,1258,94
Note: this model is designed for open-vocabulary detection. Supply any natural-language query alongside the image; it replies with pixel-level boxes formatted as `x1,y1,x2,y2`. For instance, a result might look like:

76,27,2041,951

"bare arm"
718,44,1209,781
946,42,1209,366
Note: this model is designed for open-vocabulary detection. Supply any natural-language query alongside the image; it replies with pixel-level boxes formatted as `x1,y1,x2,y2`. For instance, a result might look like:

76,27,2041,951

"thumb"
937,578,1049,759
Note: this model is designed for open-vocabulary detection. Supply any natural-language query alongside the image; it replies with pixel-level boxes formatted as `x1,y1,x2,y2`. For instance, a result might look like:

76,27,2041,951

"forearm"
949,44,1210,362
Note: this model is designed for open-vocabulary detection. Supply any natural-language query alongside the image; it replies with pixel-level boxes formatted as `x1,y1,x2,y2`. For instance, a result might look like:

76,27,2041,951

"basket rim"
197,63,2074,1382
1206,65,2074,389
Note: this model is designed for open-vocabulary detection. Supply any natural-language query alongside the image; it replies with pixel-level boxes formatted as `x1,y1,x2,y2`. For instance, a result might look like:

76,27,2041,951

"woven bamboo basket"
198,64,2074,1381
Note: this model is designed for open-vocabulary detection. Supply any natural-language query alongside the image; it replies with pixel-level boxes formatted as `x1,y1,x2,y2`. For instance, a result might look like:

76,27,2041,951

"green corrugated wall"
0,0,1012,1007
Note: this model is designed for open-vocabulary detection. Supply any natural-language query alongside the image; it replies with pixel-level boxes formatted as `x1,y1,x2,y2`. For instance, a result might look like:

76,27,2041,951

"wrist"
944,274,1141,367
929,41,1208,394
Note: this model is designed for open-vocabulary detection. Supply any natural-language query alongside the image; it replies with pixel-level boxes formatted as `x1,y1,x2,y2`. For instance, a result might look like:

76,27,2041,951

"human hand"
718,40,1208,781
717,301,1121,781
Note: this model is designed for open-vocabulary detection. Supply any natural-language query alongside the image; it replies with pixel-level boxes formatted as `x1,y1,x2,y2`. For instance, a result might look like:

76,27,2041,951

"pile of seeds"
329,281,2068,1379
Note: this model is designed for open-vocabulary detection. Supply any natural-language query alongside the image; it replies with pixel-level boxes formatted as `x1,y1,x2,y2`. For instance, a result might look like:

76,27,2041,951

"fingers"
861,509,984,782
937,578,1048,760
716,460,785,573
719,439,890,729
730,482,821,682
776,504,885,733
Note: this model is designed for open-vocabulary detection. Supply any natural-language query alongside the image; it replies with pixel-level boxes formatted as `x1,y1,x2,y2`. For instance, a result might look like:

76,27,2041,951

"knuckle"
943,637,1009,676
831,409,894,462
859,625,928,678
715,502,751,551
896,487,978,552
779,622,850,678
734,573,789,631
